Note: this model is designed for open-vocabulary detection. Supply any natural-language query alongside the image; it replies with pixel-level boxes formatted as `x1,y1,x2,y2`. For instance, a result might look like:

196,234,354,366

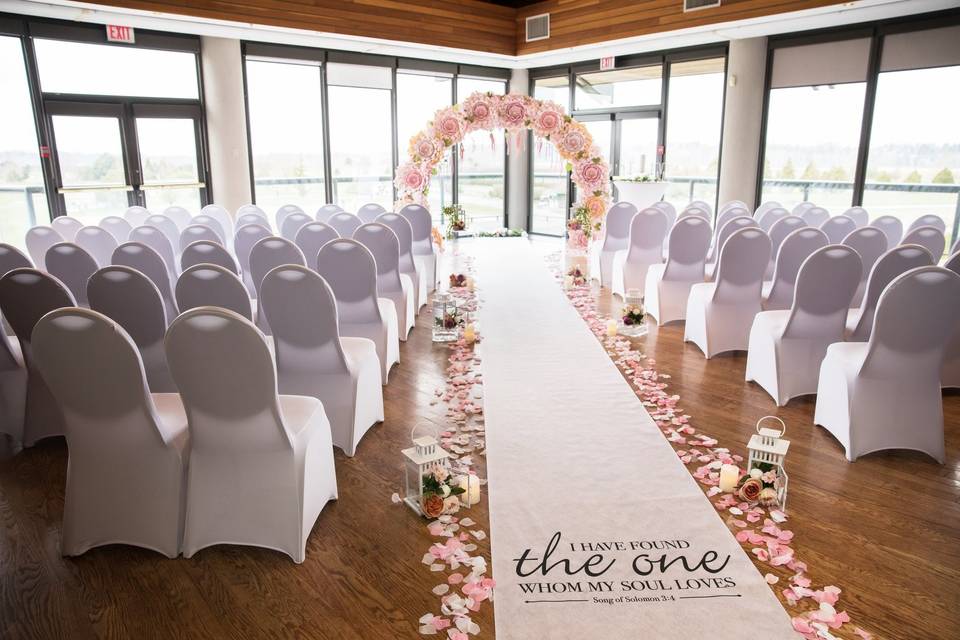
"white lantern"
619,288,648,337
433,291,459,342
402,425,472,516
747,416,790,509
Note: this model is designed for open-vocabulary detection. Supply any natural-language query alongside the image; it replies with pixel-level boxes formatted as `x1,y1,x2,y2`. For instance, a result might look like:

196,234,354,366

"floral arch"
395,91,611,229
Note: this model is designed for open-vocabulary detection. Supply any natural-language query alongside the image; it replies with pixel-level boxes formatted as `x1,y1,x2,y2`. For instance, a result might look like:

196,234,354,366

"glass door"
617,114,660,178
133,104,206,211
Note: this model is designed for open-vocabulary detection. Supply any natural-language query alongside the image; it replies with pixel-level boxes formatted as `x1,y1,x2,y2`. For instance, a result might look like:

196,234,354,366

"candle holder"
619,288,648,337
433,291,461,342
747,416,791,510
402,424,469,518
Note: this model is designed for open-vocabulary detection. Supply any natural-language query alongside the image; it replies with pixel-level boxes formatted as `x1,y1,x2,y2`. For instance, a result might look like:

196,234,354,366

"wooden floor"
0,238,957,639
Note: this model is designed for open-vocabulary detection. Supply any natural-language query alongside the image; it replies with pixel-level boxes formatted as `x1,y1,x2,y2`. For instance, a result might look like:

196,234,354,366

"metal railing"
0,185,44,227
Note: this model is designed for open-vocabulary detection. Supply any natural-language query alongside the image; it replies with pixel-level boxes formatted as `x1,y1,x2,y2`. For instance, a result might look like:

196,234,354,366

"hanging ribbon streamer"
459,143,465,161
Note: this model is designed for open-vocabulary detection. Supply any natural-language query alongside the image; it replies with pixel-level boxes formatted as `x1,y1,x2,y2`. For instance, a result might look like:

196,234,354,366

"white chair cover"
684,227,771,358
398,204,436,292
353,223,415,340
280,212,313,242
710,206,750,260
758,207,789,233
261,265,383,456
841,206,869,228
0,268,75,445
180,240,238,274
358,203,387,224
317,240,399,384
611,208,668,299
651,201,677,229
589,202,636,288
762,227,829,311
328,212,363,238
145,213,182,251
124,206,150,228
112,242,178,322
165,306,337,563
99,216,133,244
45,242,97,306
234,223,272,298
190,215,226,244
175,264,253,321
129,225,179,283
815,266,960,461
200,204,234,241
237,211,271,232
820,215,857,244
869,215,903,248
74,225,118,267
686,200,712,216
706,215,758,280
180,224,222,252
162,206,192,231
25,225,64,271
51,216,83,242
644,216,711,325
88,265,175,393
719,200,748,215
846,244,934,342
0,243,33,277
249,237,306,334
842,226,888,306
294,222,339,267
31,307,187,557
900,226,945,261
907,214,946,235
942,252,960,388
765,215,807,279
237,203,268,222
0,318,26,443
377,212,426,310
792,201,815,216
678,206,710,221
800,206,830,229
754,201,781,221
275,204,305,233
316,204,344,222
746,245,861,405
950,236,960,257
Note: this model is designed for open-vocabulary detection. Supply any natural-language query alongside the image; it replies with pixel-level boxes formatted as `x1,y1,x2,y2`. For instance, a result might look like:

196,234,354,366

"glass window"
397,71,453,220
328,63,394,212
456,77,506,232
531,75,570,235
862,66,960,257
34,39,198,99
533,75,569,106
760,83,866,211
136,117,202,212
0,36,49,248
245,58,326,214
575,65,662,110
664,57,725,210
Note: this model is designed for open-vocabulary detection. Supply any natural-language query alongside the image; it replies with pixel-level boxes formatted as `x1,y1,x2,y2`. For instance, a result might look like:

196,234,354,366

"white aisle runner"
474,240,795,639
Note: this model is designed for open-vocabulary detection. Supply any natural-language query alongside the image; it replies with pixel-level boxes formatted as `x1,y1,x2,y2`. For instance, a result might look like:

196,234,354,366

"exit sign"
106,24,135,44
600,56,615,70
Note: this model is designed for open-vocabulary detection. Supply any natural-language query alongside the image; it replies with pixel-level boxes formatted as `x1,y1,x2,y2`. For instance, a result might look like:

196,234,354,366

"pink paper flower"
396,162,428,193
574,158,608,190
461,92,497,130
410,131,444,164
433,108,465,145
533,101,564,137
498,95,528,129
557,125,591,158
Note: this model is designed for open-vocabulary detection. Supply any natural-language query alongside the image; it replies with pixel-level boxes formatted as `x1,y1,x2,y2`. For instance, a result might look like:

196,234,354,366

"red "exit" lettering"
106,25,135,44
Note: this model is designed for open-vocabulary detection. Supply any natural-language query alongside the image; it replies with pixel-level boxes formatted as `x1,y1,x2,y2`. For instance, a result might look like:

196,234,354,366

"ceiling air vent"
684,0,721,11
526,13,550,42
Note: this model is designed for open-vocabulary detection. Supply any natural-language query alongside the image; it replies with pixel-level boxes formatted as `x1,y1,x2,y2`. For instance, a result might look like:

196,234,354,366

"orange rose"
421,494,445,519
738,478,762,502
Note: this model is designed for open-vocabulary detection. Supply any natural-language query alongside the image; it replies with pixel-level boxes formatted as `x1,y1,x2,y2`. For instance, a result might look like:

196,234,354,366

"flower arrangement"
449,273,468,288
443,204,466,238
736,464,782,508
622,302,644,326
566,265,587,287
420,464,465,518
435,306,463,331
476,228,523,237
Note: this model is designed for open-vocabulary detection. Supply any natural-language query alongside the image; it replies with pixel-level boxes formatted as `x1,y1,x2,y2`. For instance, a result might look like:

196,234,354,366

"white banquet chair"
316,204,344,222
180,240,238,274
684,227,771,358
237,211,271,232
162,206,192,231
645,216,712,325
758,207,789,234
0,243,32,278
0,268,75,445
589,201,636,288
399,204,437,292
611,207,668,299
706,216,758,281
746,245,861,406
679,206,710,221
99,216,132,244
74,225,118,267
720,200,748,215
234,223,272,298
45,242,98,307
145,213,183,251
0,321,26,444
765,215,807,278
754,201,781,221
907,214,946,235
190,215,226,244
294,222,339,267
792,201,815,217
820,215,857,244
377,212,426,310
814,266,960,462
166,306,337,563
353,223,415,339
800,206,830,229
942,252,960,388
950,236,960,257
200,204,234,242
328,212,363,239
687,200,712,216
25,225,63,271
123,205,150,228
900,226,945,261
651,201,677,228
129,225,179,284
237,203,268,223
276,204,306,233
179,224,222,253
51,216,83,242
261,265,383,456
112,242,179,322
846,244,934,342
358,203,387,224
280,212,313,242
175,264,253,322
249,237,306,334
842,226,888,306
31,308,187,558
762,227,828,311
317,240,399,384
869,215,903,248
88,265,176,392
841,206,869,228
710,206,750,254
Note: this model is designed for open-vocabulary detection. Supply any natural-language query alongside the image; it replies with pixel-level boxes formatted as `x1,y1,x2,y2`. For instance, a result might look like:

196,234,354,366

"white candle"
563,275,574,290
719,464,740,492
466,277,475,292
606,319,618,337
458,474,481,505
463,323,476,344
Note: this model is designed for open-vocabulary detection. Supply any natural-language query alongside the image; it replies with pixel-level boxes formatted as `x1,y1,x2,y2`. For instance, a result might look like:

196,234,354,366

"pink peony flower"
410,132,443,164
462,92,497,130
396,162,428,193
557,126,591,158
575,158,607,189
498,96,527,129
433,108,464,144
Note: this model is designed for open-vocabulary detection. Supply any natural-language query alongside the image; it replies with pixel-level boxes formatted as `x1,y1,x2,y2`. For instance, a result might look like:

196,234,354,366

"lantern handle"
756,415,786,437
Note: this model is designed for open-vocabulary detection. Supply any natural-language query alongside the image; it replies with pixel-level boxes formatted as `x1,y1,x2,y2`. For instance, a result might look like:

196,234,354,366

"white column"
200,37,252,216
718,37,768,211
506,68,529,230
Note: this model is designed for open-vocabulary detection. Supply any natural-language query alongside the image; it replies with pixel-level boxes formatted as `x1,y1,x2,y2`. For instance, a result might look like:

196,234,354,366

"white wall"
718,37,768,211
200,37,252,215
506,68,530,230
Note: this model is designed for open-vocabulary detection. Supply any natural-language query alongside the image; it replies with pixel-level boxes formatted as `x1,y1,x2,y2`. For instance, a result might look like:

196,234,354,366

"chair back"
900,226,945,260
950,236,959,258
713,207,749,243
234,223,273,297
276,204,305,232
328,212,363,238
45,242,98,306
712,228,771,302
784,245,861,339
679,206,709,221
249,237,305,312
715,216,759,261
849,245,934,341
353,223,403,295
651,201,676,229
180,240,238,274
602,202,637,253
842,227,888,278
754,201,781,221
162,206,192,231
0,243,32,278
124,206,150,228
820,215,857,244
792,201,815,216
376,213,418,277
294,222,339,266
175,264,252,321
768,215,807,262
947,251,960,274
841,206,869,228
25,226,64,271
758,207,789,234
143,214,181,255
719,200,748,215
111,242,178,321
398,204,434,256
74,225,118,267
316,239,382,326
200,204,234,239
800,206,830,228
191,215,226,243
662,216,711,281
51,216,83,242
130,225,177,276
280,212,313,241
316,204,344,222
687,200,712,216
236,203,268,223
99,216,132,244
180,224,222,252
869,215,903,247
765,227,829,311
237,212,271,231
907,214,946,235
358,203,387,224
626,208,669,258
0,268,76,347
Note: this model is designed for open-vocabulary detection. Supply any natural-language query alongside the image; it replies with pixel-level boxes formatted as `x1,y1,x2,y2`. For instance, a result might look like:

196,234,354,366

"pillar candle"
719,464,740,492
458,474,481,505
606,319,618,337
563,275,574,290
463,323,476,344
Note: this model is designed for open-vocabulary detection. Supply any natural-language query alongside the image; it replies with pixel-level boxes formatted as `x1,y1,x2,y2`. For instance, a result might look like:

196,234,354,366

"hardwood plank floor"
0,237,956,639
